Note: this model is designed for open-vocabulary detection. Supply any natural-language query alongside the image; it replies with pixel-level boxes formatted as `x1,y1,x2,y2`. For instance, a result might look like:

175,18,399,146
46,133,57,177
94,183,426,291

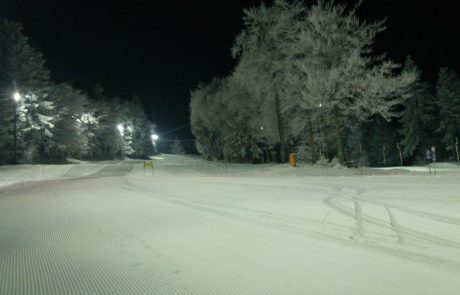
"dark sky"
2,0,460,138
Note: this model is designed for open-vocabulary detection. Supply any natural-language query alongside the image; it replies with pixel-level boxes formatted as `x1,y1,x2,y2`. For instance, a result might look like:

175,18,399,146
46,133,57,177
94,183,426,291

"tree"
281,1,416,162
88,97,123,160
231,1,305,162
0,19,52,163
436,67,460,159
399,57,437,161
220,75,265,162
129,96,155,158
37,83,90,161
171,138,185,154
191,1,415,164
362,116,401,166
82,88,156,161
0,20,156,164
190,75,267,162
190,79,226,160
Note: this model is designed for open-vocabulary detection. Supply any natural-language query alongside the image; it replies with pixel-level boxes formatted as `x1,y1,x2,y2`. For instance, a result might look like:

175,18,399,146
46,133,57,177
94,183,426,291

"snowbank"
1,155,459,189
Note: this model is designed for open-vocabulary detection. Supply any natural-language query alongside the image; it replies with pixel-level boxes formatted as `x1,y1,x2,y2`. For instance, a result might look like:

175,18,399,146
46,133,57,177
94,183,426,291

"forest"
0,19,155,164
190,1,460,166
2,1,460,167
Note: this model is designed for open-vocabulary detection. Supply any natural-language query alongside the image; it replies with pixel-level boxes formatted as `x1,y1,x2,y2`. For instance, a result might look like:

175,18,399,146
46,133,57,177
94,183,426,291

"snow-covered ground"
1,155,459,294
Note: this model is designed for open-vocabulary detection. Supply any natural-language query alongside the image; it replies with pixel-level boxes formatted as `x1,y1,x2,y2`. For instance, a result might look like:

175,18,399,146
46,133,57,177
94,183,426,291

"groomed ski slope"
0,155,459,294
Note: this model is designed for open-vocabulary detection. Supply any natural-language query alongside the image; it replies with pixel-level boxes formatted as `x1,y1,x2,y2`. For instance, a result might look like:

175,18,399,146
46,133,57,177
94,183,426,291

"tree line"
190,0,460,166
0,19,155,164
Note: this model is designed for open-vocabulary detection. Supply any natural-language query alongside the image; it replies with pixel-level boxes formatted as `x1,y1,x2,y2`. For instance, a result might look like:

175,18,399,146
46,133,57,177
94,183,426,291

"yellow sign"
143,160,153,169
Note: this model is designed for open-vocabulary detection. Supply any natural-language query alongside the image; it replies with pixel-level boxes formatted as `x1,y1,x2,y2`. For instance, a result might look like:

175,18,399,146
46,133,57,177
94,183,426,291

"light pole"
13,92,21,164
151,134,159,153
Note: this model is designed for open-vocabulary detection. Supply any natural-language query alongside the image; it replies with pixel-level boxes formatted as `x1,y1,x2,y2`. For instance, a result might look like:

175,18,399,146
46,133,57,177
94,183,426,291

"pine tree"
0,94,14,163
79,99,100,160
362,116,401,166
89,97,122,160
0,19,52,163
129,95,155,158
171,138,185,154
36,83,90,162
190,79,226,160
0,21,156,164
19,92,55,162
399,57,437,161
436,67,460,159
224,80,264,162
82,89,155,161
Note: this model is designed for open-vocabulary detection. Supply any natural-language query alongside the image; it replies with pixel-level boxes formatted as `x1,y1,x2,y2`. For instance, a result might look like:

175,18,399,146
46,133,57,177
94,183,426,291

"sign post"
143,160,154,175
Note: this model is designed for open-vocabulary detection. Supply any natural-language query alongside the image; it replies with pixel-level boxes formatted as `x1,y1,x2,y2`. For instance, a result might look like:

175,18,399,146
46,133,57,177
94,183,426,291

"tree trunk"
319,115,325,158
274,94,287,163
382,145,387,166
397,142,403,166
279,144,286,163
308,119,317,164
333,112,344,163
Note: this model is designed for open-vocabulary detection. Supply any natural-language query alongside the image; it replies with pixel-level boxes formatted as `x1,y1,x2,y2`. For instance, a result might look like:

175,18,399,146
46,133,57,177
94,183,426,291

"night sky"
2,0,460,139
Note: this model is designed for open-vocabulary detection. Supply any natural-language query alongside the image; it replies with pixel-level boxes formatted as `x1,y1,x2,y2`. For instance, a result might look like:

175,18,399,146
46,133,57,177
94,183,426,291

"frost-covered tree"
0,19,52,163
88,96,123,160
38,83,90,161
171,138,185,154
436,67,460,159
231,1,305,162
220,75,266,162
114,99,137,158
82,88,155,161
129,96,155,158
231,63,283,162
18,92,55,162
190,75,267,162
191,1,415,164
0,20,156,164
77,99,99,160
190,79,226,160
361,116,401,166
399,57,437,160
119,121,135,157
280,1,416,162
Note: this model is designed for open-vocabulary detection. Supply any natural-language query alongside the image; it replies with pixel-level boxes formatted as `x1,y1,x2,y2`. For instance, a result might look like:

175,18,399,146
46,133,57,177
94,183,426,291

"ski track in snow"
328,187,460,240
1,158,460,294
323,185,460,268
116,176,460,271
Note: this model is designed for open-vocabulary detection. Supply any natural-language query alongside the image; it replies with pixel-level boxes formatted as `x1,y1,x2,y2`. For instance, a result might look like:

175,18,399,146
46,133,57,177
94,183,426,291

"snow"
1,155,460,294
